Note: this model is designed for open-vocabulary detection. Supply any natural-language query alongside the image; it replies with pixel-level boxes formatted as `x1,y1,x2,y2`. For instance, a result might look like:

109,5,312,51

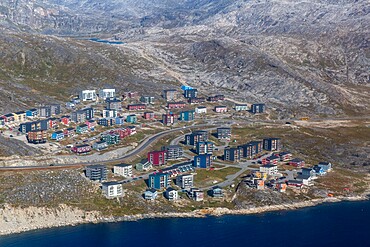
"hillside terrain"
0,0,368,116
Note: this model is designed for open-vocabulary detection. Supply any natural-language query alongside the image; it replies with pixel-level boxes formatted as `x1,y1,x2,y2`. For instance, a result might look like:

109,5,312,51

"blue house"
193,154,212,168
115,116,125,125
251,104,265,114
126,114,137,124
180,110,195,122
26,109,38,118
148,173,169,190
318,162,332,172
51,131,64,141
313,165,326,176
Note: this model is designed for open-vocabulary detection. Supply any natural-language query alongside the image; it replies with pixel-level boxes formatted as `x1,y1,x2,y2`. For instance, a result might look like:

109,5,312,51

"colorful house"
251,104,265,114
127,104,146,111
263,138,281,151
60,116,70,125
188,97,206,104
279,151,292,161
224,148,241,162
207,95,224,102
143,112,155,120
101,133,120,145
27,130,47,144
26,109,38,118
193,154,212,168
318,162,332,172
140,96,155,104
148,151,166,166
235,104,248,111
71,144,91,154
126,114,137,124
76,124,89,134
115,116,125,125
85,120,96,130
63,127,75,137
51,131,65,141
167,102,187,109
162,113,178,126
289,158,305,167
144,189,158,200
13,111,26,122
148,173,169,190
180,110,195,121
214,106,227,113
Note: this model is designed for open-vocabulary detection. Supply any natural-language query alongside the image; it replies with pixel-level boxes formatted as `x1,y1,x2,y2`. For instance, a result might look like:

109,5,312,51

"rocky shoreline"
1,195,368,236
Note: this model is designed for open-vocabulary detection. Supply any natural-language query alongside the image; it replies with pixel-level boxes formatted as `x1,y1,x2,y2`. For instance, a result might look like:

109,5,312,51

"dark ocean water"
1,200,370,247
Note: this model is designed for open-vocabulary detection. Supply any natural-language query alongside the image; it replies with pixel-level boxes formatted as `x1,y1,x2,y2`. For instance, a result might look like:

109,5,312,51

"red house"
162,113,178,126
71,144,91,154
208,95,225,102
143,111,155,120
60,116,70,125
48,118,58,129
289,158,305,167
114,128,132,139
167,102,187,109
262,155,280,165
279,152,292,161
148,151,166,166
127,104,146,111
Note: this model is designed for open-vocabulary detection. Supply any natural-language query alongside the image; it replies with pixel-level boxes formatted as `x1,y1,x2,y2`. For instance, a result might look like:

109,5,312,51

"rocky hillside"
0,0,368,116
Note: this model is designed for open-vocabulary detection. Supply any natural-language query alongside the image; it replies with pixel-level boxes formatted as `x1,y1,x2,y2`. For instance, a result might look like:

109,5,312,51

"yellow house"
13,111,27,123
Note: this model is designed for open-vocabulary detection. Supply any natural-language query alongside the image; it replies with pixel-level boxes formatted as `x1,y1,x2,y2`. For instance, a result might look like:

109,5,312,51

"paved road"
0,123,219,171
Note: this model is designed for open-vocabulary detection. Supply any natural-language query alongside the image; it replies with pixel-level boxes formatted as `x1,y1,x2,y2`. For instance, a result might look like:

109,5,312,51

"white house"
99,89,116,100
260,164,278,175
165,187,179,201
176,174,194,189
102,182,123,198
114,164,133,177
195,106,207,114
102,109,117,118
79,90,97,101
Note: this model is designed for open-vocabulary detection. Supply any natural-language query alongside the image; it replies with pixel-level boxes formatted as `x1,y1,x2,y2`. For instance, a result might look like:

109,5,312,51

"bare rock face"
0,0,368,116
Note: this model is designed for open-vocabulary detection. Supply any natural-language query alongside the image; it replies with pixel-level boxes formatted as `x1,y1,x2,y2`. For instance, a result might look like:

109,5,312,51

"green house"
101,133,120,145
126,114,137,124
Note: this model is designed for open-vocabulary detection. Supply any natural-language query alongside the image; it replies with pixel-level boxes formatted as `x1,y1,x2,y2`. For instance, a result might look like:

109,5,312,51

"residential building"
85,165,107,181
63,127,75,137
224,147,241,162
101,133,120,145
38,106,51,118
185,130,208,146
275,183,287,192
238,143,257,159
79,90,97,101
289,158,305,167
148,173,169,190
114,164,133,177
196,141,214,155
207,95,225,102
263,138,281,151
256,179,265,190
162,113,178,126
162,145,183,160
210,186,223,198
189,188,204,201
126,114,137,124
92,141,108,151
127,104,146,111
102,109,117,118
262,155,280,165
167,102,187,109
251,103,265,114
140,95,155,104
19,119,49,133
85,120,96,130
2,113,14,124
217,127,231,140
13,111,26,122
214,106,228,113
76,124,89,134
98,118,115,127
60,116,70,125
83,108,94,120
136,160,152,171
235,104,249,111
179,110,195,121
287,180,303,188
163,89,178,101
313,165,326,176
27,130,47,144
195,106,207,114
114,128,132,139
148,151,166,166
183,88,198,99
164,187,179,201
279,151,292,161
51,131,64,141
102,182,123,198
71,110,86,123
260,164,278,175
115,116,125,125
48,118,58,129
26,109,38,118
72,144,91,154
106,99,122,111
194,154,212,168
126,91,139,99
65,102,75,109
318,162,333,172
48,104,61,115
176,174,194,189
99,89,116,100
188,97,206,104
301,168,316,178
144,189,158,200
143,112,155,120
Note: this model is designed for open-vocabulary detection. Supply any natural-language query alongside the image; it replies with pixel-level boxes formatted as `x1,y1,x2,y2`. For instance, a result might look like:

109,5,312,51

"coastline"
1,194,368,237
